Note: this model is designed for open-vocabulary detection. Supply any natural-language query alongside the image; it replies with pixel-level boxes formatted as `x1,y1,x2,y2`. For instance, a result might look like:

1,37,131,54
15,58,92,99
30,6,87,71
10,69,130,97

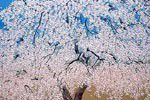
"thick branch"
74,84,88,100
62,86,73,100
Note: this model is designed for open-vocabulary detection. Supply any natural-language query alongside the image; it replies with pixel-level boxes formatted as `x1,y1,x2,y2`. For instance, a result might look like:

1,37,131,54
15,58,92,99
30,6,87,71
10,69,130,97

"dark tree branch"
87,48,105,68
68,53,82,67
33,11,44,45
74,42,80,54
23,0,27,5
61,84,88,100
74,84,88,100
24,85,33,93
62,86,73,100
42,43,59,63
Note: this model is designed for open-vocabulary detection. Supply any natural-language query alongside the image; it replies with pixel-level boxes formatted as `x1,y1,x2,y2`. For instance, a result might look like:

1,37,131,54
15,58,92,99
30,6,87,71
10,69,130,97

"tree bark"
62,86,73,100
62,84,87,100
74,84,88,100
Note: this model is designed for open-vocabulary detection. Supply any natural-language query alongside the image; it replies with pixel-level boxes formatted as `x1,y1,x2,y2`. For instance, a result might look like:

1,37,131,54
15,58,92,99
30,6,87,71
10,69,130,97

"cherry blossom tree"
0,0,150,100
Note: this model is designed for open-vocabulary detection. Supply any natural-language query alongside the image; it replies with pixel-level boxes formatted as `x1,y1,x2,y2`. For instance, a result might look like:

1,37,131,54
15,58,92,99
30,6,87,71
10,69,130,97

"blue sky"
0,0,15,29
0,0,15,11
